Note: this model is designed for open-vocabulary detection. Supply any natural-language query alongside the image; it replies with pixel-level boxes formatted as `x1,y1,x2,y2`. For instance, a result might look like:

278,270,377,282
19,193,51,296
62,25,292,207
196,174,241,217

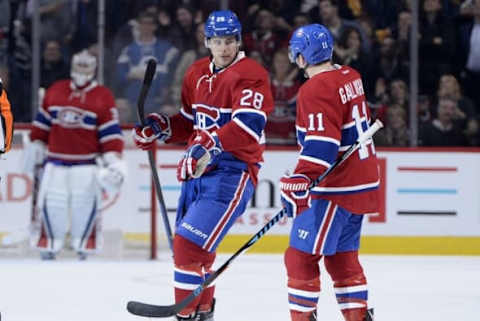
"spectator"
169,22,209,106
417,94,434,124
437,74,476,126
265,48,300,145
389,79,409,110
314,0,371,52
419,96,469,146
334,27,373,94
465,115,480,146
40,39,69,89
243,8,283,68
418,0,456,95
26,0,74,45
375,105,410,146
115,12,179,120
68,0,98,54
0,0,10,63
370,36,409,101
392,10,413,62
168,5,197,53
456,0,480,110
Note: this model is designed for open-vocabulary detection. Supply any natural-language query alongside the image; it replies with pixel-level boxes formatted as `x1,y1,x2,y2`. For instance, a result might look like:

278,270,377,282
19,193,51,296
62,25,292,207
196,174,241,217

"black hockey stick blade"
136,58,157,125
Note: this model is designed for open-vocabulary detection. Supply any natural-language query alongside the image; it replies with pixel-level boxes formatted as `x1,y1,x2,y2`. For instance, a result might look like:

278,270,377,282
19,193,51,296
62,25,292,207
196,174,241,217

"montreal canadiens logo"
58,108,83,127
193,104,220,130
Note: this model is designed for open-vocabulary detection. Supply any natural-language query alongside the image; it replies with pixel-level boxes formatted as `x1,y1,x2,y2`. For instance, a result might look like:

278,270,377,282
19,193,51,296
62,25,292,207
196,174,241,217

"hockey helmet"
204,10,242,40
288,24,333,65
71,50,97,88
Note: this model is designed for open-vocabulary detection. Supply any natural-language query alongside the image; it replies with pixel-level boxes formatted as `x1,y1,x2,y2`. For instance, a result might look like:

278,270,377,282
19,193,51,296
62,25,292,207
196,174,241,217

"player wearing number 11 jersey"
133,10,273,321
280,24,379,321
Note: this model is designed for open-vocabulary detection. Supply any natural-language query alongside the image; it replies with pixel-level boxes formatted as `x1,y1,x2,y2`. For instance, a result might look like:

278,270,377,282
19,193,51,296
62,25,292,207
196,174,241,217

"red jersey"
294,65,379,214
166,52,274,184
31,80,124,162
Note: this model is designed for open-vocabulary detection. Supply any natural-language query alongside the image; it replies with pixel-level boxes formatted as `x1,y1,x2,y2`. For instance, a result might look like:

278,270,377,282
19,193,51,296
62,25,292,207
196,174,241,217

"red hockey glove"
280,173,312,218
132,113,171,150
177,130,222,181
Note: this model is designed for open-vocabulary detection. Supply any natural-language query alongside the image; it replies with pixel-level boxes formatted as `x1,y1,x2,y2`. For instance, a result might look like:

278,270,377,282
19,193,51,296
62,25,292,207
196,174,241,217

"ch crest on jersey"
58,108,84,127
193,104,220,130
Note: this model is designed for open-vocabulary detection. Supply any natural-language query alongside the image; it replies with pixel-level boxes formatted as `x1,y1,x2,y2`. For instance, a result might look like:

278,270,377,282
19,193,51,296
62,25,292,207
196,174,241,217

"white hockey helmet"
70,50,97,88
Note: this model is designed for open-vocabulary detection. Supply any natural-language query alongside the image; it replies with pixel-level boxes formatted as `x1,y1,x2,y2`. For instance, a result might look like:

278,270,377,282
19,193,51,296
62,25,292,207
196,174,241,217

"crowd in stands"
1,0,479,147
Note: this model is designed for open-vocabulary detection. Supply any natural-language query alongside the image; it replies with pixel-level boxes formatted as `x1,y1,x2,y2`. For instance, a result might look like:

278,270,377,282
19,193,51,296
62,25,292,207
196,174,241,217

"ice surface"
0,254,479,321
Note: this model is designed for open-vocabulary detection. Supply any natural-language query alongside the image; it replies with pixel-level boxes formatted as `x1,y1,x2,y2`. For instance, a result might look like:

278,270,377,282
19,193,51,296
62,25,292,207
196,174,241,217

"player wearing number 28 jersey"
280,24,378,321
133,10,273,321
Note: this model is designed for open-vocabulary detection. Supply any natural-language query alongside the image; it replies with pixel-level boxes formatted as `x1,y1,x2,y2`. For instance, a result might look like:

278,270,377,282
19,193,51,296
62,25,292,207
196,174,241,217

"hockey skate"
364,308,374,321
197,298,215,321
175,299,215,321
40,252,56,260
77,251,88,261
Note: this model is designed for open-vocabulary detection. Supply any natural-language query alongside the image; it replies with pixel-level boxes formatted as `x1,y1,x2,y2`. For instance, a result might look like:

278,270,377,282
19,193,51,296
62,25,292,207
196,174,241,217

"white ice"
0,254,479,321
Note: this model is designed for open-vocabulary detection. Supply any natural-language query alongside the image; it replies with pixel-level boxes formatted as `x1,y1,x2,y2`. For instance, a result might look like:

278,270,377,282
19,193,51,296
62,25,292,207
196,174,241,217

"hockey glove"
177,129,222,181
279,173,312,218
132,113,171,150
96,152,128,195
22,140,46,174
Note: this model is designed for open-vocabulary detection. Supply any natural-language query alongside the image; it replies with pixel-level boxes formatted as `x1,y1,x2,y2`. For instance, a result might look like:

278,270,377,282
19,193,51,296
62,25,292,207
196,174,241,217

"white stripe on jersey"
233,118,260,142
33,121,51,131
338,302,367,310
305,135,340,145
288,287,320,298
334,284,368,294
311,179,380,193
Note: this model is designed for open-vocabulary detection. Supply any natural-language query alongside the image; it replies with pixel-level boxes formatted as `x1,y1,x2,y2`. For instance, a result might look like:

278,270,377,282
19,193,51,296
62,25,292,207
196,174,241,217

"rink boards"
1,146,480,255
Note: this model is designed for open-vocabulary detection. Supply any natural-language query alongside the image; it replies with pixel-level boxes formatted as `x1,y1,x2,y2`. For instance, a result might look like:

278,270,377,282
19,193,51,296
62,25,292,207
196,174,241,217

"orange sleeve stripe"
0,89,13,152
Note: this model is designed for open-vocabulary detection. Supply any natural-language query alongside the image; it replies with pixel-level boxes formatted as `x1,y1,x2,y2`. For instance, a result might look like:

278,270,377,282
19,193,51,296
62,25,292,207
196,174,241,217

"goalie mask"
71,50,97,88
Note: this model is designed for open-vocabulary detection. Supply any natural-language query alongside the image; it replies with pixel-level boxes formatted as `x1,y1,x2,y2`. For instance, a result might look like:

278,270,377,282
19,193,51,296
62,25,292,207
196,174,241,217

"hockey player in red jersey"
280,24,379,321
24,50,127,260
133,10,273,321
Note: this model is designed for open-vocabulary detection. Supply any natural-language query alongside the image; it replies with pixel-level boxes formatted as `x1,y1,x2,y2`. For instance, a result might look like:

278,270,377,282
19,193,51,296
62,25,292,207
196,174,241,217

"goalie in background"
23,50,127,260
133,10,273,321
280,24,379,321
0,77,13,156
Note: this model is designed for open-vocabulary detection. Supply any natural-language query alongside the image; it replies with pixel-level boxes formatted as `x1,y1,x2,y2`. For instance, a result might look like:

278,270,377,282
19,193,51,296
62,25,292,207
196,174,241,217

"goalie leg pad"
324,251,368,321
174,235,216,318
284,246,321,321
35,164,68,253
70,165,102,253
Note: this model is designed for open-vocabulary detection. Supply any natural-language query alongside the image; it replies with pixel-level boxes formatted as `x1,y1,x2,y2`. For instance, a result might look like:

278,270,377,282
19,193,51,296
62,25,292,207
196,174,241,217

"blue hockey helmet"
288,24,334,65
204,10,242,40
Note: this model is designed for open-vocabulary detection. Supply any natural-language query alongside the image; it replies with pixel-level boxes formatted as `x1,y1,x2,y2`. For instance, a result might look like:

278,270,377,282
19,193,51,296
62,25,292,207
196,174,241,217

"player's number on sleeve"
307,113,325,131
240,89,264,109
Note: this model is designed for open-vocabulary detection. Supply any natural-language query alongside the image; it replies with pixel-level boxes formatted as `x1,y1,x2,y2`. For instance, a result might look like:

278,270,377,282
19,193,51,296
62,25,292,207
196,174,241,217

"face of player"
207,36,240,68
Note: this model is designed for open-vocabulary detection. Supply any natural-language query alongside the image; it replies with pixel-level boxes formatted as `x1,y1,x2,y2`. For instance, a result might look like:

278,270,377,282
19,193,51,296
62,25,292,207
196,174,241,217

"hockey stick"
126,119,384,318
137,59,173,251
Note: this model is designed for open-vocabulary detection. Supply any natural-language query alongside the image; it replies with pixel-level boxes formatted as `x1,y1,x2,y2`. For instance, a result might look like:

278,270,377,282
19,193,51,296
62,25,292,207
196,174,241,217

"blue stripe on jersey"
336,291,368,301
296,128,306,146
289,294,318,304
49,109,58,119
84,115,97,126
234,112,266,138
98,123,122,139
35,111,52,127
301,139,338,165
174,271,203,285
341,121,368,146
